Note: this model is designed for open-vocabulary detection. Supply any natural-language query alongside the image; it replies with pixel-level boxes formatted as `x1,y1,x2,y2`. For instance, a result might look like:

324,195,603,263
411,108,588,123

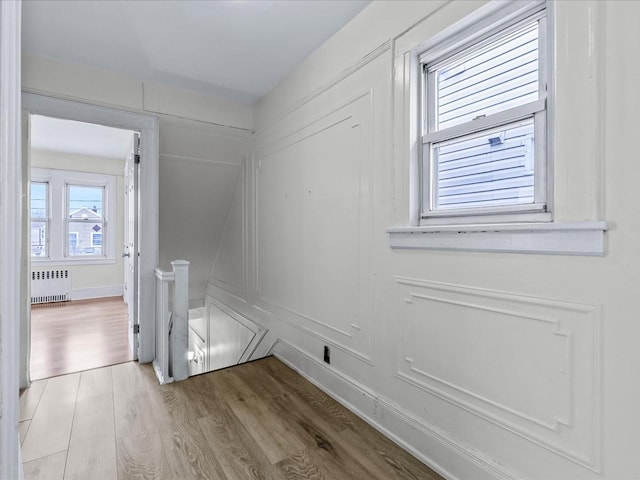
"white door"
124,133,140,360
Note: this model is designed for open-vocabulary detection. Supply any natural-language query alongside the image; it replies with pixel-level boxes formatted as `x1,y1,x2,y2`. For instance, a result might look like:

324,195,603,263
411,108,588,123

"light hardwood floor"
19,357,444,480
30,297,132,380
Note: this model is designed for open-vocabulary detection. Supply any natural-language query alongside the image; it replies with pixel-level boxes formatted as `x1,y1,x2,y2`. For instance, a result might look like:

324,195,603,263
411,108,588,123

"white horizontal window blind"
421,8,548,222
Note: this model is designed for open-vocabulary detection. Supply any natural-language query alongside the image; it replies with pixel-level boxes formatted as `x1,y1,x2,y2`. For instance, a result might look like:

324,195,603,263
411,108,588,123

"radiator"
31,269,71,304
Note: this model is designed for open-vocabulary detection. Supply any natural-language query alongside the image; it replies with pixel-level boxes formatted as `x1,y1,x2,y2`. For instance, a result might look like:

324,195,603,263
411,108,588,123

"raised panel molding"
395,276,602,471
205,296,267,365
253,90,374,362
210,160,248,303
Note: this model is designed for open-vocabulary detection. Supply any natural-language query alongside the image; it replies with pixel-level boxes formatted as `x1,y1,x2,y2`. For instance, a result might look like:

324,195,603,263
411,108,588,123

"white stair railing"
153,260,190,384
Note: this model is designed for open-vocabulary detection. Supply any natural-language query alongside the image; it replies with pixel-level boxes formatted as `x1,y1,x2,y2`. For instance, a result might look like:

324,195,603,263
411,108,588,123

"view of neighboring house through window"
420,5,548,222
30,181,48,257
67,184,105,256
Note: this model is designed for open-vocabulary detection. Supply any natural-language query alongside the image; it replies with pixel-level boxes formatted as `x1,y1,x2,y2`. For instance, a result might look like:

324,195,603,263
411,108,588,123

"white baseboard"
272,339,521,480
70,285,123,301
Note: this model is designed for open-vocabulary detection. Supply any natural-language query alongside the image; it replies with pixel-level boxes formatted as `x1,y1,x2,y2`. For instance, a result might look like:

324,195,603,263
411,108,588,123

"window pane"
31,221,47,257
433,119,535,210
433,21,539,131
68,185,104,217
68,221,103,256
30,182,47,219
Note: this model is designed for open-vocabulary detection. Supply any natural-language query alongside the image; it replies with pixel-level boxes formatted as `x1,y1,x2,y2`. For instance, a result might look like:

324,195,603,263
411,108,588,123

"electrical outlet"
323,345,330,364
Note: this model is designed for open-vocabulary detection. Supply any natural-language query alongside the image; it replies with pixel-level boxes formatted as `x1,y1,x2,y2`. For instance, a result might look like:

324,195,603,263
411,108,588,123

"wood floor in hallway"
30,297,132,380
19,356,444,480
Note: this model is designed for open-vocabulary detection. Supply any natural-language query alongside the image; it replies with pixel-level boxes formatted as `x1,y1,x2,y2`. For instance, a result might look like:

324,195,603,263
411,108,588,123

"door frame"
21,93,159,378
0,1,23,478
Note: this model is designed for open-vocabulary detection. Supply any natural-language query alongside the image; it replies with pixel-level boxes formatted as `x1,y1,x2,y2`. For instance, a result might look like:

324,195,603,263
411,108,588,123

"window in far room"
30,181,49,258
66,184,105,256
30,168,116,264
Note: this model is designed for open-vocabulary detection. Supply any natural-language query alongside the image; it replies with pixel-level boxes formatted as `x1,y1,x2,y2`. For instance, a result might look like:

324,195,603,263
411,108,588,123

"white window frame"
29,180,49,258
31,167,117,265
65,182,106,258
419,2,550,226
387,0,608,255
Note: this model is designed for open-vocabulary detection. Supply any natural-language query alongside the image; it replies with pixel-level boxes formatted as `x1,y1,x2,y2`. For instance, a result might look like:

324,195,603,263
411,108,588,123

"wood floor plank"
276,450,326,480
19,379,46,422
341,426,442,480
30,297,131,380
22,357,444,480
256,358,357,433
250,359,444,480
112,362,157,438
23,451,67,480
216,369,307,464
197,409,287,480
21,373,80,463
116,432,171,480
268,392,385,480
76,365,113,400
64,392,117,480
64,368,117,480
141,371,227,479
112,363,171,479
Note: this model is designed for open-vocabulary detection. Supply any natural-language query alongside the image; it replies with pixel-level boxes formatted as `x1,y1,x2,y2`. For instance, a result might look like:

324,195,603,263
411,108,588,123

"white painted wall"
209,1,640,479
22,55,252,306
30,149,125,298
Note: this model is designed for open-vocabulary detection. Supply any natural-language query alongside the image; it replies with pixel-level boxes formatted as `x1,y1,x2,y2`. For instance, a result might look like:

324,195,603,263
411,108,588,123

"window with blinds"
420,8,548,222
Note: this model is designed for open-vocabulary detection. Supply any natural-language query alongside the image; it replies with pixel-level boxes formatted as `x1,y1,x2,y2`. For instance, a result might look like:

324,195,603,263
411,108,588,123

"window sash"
66,219,106,257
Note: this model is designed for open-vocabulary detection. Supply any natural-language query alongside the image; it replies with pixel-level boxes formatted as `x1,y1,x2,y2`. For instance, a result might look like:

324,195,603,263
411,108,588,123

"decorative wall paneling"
203,1,640,478
395,277,601,471
210,161,248,304
254,90,374,364
204,296,267,370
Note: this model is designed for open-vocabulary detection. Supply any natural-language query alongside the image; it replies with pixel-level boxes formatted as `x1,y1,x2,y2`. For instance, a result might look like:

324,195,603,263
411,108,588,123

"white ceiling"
22,0,370,105
31,115,135,160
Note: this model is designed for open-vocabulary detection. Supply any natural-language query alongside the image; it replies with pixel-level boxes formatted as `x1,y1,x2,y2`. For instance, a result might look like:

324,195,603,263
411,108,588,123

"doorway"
28,114,137,380
21,93,159,387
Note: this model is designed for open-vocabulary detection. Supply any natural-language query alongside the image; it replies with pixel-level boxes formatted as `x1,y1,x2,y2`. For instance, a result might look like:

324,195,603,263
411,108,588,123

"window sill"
387,221,608,256
31,257,117,266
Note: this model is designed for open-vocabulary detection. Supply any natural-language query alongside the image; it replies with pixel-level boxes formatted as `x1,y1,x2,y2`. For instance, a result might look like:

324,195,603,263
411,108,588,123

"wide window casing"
420,6,549,224
30,168,116,264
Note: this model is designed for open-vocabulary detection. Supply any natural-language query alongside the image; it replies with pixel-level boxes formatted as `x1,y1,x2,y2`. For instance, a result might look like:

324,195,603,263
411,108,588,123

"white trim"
421,99,546,145
272,339,521,480
70,285,123,301
22,93,159,363
0,1,22,478
387,221,608,255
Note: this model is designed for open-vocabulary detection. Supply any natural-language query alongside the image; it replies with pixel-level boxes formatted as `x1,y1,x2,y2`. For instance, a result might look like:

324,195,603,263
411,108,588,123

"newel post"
171,260,189,381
